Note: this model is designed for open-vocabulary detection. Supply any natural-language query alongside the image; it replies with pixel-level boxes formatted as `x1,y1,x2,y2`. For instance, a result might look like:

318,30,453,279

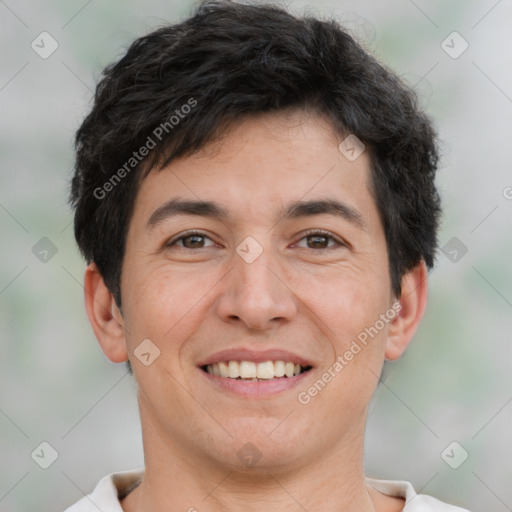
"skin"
84,110,428,512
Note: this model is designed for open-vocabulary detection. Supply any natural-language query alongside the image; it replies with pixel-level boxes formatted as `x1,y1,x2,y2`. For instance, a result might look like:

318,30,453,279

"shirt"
63,469,471,511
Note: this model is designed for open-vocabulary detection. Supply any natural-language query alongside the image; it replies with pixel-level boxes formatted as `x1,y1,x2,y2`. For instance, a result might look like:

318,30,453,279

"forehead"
132,110,377,229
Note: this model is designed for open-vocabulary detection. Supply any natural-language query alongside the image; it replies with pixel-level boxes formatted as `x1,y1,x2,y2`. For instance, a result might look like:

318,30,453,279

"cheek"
122,264,205,346
293,265,390,345
122,261,231,375
293,264,391,402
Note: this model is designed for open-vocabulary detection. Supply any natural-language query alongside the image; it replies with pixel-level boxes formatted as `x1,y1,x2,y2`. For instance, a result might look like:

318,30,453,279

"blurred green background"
0,1,511,511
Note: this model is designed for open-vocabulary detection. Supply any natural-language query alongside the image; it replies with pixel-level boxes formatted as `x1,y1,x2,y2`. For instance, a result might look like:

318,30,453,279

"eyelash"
167,229,346,250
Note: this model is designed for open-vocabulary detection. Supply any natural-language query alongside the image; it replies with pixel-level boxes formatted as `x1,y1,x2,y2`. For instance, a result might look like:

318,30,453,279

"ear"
83,262,128,363
385,260,428,360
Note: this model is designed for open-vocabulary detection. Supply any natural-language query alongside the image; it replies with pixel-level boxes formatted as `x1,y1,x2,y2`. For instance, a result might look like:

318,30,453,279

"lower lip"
199,368,313,398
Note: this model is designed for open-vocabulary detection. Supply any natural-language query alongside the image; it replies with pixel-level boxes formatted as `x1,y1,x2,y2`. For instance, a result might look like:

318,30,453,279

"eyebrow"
146,198,366,230
147,199,229,229
280,198,366,230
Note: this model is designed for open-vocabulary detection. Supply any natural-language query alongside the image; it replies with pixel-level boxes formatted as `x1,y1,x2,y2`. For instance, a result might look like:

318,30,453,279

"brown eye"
294,230,344,250
167,231,216,249
306,234,331,249
181,234,206,248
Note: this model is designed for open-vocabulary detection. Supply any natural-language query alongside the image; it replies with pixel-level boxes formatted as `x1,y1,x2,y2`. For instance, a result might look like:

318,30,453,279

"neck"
121,411,398,512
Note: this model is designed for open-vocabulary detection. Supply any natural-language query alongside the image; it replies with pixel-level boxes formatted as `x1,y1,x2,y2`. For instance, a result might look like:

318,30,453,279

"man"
65,1,470,510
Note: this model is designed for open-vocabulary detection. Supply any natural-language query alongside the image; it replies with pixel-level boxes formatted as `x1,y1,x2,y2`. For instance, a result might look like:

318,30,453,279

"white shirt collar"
64,470,470,511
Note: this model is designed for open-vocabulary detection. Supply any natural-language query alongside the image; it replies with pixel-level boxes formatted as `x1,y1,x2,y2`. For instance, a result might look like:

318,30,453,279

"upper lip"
197,348,314,368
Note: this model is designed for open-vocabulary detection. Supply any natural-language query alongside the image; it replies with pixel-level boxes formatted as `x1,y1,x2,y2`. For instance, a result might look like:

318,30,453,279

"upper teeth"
206,361,303,379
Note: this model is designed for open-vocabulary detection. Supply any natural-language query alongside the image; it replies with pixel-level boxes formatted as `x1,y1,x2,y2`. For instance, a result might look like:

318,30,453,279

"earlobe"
83,263,129,363
385,261,429,361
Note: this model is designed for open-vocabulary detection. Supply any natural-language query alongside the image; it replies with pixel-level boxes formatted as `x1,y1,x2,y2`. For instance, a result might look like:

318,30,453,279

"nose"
214,245,298,331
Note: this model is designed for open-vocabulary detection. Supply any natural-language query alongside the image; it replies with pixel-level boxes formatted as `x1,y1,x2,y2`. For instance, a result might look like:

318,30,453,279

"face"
116,111,398,471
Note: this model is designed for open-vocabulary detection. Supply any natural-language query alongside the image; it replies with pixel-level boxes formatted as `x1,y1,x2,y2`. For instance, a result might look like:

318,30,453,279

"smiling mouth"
201,360,313,381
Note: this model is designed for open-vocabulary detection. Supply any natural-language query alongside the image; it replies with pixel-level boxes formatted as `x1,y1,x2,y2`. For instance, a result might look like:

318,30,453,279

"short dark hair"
70,0,441,307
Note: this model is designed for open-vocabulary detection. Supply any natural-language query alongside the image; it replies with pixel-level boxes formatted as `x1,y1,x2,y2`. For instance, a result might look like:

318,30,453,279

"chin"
200,418,313,473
